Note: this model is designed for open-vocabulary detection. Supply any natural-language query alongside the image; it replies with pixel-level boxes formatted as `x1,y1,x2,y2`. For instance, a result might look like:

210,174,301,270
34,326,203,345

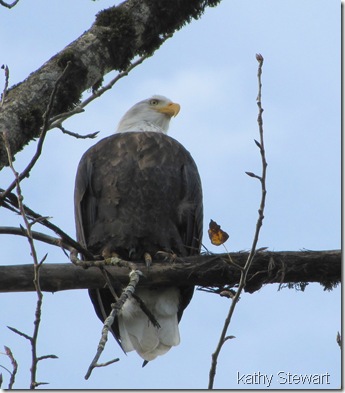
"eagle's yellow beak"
157,102,180,117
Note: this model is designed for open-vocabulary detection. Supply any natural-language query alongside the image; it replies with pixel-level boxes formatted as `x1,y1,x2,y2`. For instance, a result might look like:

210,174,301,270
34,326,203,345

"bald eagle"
74,95,203,363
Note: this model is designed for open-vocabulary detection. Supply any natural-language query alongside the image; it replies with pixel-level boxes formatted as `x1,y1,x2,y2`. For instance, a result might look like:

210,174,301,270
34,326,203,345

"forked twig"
208,53,268,389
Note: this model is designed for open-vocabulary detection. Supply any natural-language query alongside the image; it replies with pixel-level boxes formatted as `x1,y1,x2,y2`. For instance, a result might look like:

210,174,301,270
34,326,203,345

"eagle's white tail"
118,287,180,361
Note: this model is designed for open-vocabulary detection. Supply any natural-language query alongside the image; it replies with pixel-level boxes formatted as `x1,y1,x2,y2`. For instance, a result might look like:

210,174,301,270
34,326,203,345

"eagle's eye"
149,99,159,106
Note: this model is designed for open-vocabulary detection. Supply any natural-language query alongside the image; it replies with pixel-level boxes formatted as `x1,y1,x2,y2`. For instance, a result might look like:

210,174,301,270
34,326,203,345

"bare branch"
49,52,153,130
57,125,99,140
0,62,72,202
70,254,161,329
7,326,32,341
0,226,71,250
36,354,59,362
1,190,94,259
208,53,268,389
0,250,340,293
2,132,42,389
2,346,18,389
1,70,66,389
84,268,142,380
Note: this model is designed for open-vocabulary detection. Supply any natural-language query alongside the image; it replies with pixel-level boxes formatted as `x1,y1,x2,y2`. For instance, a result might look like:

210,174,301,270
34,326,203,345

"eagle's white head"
116,95,180,134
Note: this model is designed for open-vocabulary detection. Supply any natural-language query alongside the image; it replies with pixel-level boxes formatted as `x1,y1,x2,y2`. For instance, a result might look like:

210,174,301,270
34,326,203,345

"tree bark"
0,250,340,294
0,0,221,170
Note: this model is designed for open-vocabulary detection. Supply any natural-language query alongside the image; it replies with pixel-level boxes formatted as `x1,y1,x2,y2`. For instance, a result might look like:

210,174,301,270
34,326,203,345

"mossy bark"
0,0,221,169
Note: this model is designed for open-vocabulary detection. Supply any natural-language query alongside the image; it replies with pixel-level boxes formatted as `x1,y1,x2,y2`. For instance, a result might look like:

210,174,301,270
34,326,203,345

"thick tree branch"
0,0,221,169
0,250,340,294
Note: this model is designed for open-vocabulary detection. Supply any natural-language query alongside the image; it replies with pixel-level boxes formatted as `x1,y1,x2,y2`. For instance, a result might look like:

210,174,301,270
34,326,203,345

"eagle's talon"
155,251,177,263
102,249,120,259
144,252,152,269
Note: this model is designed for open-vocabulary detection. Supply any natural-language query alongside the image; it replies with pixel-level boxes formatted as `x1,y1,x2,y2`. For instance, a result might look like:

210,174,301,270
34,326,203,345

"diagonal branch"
49,52,153,130
1,190,94,259
0,62,72,202
0,226,69,250
84,268,142,380
0,0,222,169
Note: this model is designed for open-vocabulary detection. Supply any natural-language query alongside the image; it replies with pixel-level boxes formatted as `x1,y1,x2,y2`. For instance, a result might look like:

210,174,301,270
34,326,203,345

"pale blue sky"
0,0,341,389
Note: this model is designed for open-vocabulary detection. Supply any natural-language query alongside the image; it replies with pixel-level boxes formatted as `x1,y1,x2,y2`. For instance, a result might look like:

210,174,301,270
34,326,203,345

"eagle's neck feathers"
117,120,168,134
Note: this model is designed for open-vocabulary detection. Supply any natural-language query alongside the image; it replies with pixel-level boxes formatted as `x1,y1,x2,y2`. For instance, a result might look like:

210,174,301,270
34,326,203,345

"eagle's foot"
101,248,120,259
101,250,124,266
155,251,177,263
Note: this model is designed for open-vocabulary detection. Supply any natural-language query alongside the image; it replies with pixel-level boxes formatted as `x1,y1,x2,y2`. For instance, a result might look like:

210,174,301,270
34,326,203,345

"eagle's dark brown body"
74,131,203,360
75,131,203,260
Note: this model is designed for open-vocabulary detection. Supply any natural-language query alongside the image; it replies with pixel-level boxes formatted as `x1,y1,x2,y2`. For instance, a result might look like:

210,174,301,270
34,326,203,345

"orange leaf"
208,219,229,246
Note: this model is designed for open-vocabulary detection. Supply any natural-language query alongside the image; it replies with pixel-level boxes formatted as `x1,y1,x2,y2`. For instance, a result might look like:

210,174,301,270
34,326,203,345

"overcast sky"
0,0,341,389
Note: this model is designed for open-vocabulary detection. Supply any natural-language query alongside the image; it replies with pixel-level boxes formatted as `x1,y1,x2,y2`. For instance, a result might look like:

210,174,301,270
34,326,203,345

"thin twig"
48,35,172,130
2,346,18,389
2,133,43,389
100,267,121,301
1,190,93,259
1,64,10,106
222,244,244,271
57,124,99,139
84,268,142,380
36,354,59,362
132,293,161,329
49,54,150,129
7,326,32,341
1,65,69,388
71,253,161,329
49,55,149,129
208,53,268,389
0,226,72,250
0,62,72,203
